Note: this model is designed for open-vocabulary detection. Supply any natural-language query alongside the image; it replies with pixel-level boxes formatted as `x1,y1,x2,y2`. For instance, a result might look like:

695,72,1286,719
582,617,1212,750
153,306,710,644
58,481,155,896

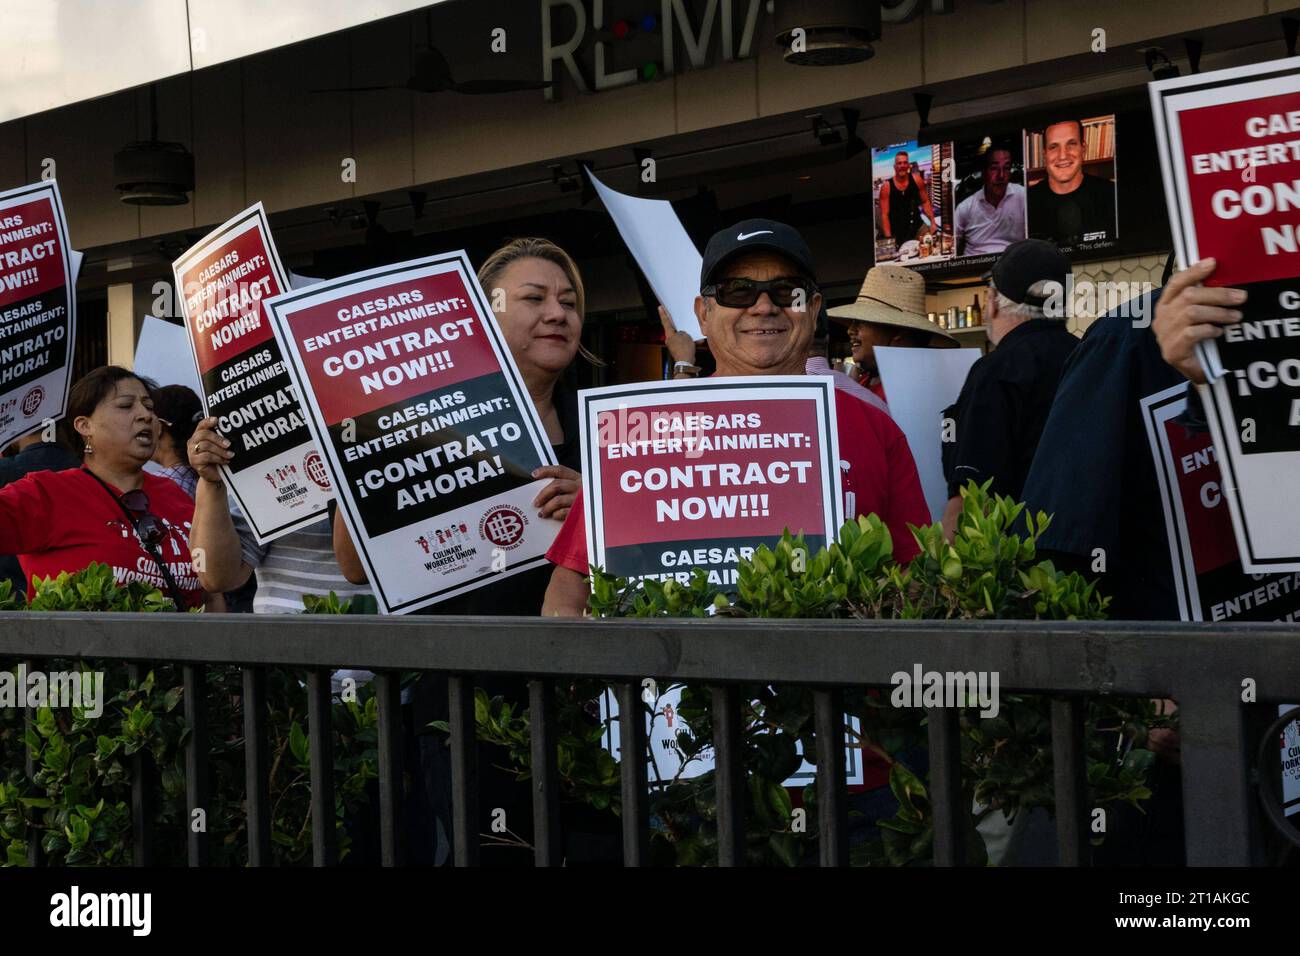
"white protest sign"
586,169,703,341
599,684,867,789
875,345,982,522
133,315,203,396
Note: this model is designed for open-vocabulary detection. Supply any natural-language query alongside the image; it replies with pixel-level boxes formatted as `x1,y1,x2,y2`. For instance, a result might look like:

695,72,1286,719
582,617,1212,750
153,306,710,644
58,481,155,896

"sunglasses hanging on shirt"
83,469,188,611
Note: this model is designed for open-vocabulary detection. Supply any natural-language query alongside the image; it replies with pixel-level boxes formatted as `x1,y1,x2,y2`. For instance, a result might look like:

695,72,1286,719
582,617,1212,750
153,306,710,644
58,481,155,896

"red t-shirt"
0,468,203,607
547,388,928,574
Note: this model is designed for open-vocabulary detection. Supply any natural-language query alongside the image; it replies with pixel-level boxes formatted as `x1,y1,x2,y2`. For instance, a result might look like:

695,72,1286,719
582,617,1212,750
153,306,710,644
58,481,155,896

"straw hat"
828,265,957,347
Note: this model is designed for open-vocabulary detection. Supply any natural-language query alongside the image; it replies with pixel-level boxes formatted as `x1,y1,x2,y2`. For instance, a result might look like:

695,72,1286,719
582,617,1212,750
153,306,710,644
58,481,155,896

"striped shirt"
144,461,199,498
805,356,892,414
230,511,373,615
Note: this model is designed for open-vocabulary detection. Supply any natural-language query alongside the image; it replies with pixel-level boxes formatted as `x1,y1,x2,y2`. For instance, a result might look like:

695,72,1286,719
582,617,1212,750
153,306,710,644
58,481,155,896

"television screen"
952,134,1027,263
1023,114,1118,251
870,140,953,265
872,110,1135,277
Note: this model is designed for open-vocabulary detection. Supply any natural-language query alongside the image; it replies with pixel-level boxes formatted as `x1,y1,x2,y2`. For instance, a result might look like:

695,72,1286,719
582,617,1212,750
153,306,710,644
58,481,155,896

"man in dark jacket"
941,239,1078,539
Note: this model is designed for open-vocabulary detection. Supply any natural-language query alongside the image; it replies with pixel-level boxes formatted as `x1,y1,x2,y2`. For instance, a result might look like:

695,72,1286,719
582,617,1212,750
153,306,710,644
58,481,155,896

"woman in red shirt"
0,366,204,608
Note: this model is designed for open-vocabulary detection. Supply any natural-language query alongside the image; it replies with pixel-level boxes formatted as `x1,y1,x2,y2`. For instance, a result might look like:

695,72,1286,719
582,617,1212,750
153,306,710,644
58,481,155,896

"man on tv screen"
954,145,1026,256
879,150,935,245
1027,119,1116,246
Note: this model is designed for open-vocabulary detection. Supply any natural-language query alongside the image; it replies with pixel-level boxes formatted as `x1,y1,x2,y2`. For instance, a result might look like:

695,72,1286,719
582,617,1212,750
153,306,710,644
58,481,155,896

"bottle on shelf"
970,292,983,327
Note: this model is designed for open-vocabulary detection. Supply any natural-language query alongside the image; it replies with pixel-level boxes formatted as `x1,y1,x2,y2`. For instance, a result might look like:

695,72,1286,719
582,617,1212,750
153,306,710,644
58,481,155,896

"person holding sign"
1152,258,1246,384
0,366,204,608
542,219,930,617
330,237,587,592
326,237,603,866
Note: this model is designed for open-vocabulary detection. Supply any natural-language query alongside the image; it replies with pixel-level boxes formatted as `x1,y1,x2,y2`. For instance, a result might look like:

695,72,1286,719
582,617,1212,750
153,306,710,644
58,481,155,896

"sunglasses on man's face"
702,277,817,310
120,489,164,549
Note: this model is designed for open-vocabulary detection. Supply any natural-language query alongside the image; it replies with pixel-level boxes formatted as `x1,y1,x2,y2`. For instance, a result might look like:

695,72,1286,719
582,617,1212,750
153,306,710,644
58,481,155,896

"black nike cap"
700,219,817,290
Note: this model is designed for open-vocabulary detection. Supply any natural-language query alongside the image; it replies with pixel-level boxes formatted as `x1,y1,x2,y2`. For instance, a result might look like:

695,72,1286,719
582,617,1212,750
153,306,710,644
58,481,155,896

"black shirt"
1019,290,1188,621
426,381,580,617
944,320,1079,501
1027,174,1116,246
0,441,78,487
887,175,924,242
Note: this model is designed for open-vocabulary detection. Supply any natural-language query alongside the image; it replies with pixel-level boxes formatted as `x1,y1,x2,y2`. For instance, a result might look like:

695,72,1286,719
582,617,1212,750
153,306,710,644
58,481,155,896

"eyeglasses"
120,489,164,549
701,277,817,310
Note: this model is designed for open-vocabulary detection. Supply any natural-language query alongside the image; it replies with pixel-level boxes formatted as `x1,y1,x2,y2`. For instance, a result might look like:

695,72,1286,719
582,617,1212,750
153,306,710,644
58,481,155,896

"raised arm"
188,417,252,592
542,564,590,617
332,507,368,584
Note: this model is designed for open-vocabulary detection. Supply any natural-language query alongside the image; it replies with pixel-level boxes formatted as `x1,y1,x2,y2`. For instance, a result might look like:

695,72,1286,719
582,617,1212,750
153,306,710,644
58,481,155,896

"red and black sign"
1151,58,1300,571
266,251,559,614
1144,384,1300,622
580,378,843,589
172,204,329,543
0,181,76,449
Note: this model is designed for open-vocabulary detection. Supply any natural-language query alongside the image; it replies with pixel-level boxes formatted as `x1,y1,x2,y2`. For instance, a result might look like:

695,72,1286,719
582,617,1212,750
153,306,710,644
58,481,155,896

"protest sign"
875,345,982,522
1150,58,1300,571
264,251,558,615
134,315,203,396
172,203,330,543
579,376,842,589
586,169,704,340
1142,382,1299,815
599,684,867,790
1142,384,1300,622
0,180,76,450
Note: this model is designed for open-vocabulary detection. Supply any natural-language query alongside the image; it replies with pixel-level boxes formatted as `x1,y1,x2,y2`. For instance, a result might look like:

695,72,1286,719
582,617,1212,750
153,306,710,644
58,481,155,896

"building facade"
1,0,1295,383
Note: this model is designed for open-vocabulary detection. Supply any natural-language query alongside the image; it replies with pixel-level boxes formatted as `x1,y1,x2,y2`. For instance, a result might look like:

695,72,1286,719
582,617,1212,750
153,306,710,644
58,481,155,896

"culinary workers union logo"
304,451,330,490
479,505,528,550
21,386,43,417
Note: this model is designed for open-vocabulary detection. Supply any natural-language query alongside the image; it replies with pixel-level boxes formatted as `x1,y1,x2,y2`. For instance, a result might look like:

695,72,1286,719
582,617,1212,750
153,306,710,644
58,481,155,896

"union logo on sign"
304,451,330,490
20,386,43,417
479,505,527,550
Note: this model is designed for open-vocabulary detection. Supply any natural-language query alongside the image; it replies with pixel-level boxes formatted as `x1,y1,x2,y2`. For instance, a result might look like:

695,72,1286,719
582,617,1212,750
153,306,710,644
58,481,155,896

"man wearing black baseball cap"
543,218,929,615
940,238,1079,539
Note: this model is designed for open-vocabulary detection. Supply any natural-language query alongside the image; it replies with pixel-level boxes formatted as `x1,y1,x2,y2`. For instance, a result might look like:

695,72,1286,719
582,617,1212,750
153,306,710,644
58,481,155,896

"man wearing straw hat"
828,265,957,404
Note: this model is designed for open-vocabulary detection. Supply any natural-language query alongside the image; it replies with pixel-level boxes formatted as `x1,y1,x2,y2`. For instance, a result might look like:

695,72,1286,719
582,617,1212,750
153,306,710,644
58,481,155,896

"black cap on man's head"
700,219,817,290
984,238,1071,307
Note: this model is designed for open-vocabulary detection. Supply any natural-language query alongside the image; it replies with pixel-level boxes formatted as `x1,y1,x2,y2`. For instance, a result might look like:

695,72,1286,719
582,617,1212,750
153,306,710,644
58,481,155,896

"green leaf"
289,721,309,765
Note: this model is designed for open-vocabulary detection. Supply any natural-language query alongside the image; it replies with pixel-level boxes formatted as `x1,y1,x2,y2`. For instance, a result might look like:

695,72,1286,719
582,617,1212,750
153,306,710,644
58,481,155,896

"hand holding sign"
1153,258,1245,384
659,305,697,366
532,464,580,521
188,416,234,483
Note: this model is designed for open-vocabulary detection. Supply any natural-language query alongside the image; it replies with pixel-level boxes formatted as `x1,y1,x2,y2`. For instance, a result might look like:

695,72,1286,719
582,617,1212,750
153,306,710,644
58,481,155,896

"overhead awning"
0,0,454,124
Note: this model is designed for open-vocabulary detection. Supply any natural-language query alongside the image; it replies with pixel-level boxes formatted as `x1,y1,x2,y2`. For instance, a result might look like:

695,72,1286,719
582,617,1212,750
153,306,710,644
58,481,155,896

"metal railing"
2,612,1297,867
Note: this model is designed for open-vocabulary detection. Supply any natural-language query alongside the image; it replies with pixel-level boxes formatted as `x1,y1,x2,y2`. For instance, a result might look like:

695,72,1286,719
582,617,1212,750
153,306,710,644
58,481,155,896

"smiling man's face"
1043,121,1084,192
694,251,820,377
